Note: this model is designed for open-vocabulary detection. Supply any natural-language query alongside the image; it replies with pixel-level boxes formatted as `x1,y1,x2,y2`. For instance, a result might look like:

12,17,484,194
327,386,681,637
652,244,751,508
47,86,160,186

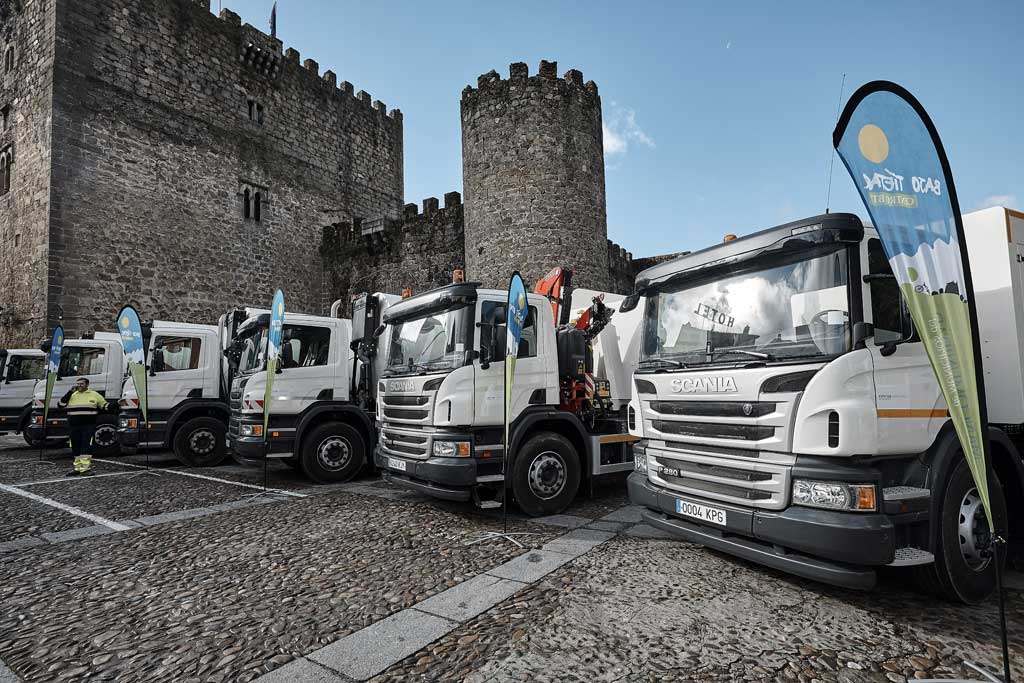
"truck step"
888,547,935,567
883,486,930,501
477,500,502,509
476,475,505,484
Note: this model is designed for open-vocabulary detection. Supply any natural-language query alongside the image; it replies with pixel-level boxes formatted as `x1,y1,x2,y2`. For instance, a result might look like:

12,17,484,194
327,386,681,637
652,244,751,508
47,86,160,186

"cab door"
861,237,945,453
267,323,334,416
473,298,546,426
148,334,207,416
0,354,44,421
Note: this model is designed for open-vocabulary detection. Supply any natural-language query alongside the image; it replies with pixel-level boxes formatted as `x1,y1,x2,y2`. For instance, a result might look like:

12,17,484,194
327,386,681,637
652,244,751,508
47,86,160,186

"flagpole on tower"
270,2,277,38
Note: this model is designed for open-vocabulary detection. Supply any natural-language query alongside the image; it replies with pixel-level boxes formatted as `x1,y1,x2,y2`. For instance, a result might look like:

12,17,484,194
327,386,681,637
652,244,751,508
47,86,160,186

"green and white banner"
834,81,994,530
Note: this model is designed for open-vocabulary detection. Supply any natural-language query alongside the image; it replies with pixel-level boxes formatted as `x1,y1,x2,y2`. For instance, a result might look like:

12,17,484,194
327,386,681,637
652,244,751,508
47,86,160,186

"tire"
91,416,121,456
915,458,1007,604
511,432,581,517
300,422,365,484
173,416,228,467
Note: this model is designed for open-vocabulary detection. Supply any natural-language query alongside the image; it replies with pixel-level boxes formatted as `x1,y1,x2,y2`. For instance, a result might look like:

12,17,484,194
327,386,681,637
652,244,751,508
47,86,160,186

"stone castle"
0,0,678,346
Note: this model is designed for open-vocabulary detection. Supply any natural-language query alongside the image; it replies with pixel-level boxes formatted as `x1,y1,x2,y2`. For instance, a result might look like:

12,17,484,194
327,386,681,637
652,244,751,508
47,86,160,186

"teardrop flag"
117,306,148,424
264,289,285,436
42,325,64,426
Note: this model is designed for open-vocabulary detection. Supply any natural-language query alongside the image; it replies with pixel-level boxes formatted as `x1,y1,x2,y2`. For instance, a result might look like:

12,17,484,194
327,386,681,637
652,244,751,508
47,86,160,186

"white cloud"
603,103,655,159
726,41,732,49
974,194,1018,211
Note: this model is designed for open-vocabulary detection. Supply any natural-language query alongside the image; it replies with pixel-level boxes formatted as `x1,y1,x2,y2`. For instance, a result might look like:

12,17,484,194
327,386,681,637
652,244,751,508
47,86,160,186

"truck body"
116,320,229,466
0,349,45,444
626,208,1024,603
373,276,641,516
225,293,398,482
26,332,125,455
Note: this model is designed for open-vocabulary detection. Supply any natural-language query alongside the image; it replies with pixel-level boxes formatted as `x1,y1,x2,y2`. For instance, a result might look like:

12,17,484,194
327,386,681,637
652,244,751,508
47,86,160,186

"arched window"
0,154,7,197
3,46,13,73
242,187,251,220
253,191,262,222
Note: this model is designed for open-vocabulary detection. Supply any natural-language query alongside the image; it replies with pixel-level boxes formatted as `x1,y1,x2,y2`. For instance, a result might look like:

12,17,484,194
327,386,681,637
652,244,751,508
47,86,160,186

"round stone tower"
461,60,610,291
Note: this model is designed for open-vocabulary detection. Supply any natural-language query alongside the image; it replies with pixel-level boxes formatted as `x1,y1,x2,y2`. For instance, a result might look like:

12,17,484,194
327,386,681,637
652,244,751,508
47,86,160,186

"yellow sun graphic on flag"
121,316,130,328
858,124,889,164
277,302,284,314
517,292,524,308
57,335,62,344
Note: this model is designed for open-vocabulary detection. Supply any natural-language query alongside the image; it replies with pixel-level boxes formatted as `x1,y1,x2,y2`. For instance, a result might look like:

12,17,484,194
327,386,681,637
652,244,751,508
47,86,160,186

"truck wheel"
511,432,581,517
90,416,120,456
173,417,228,467
22,430,42,448
915,458,1007,604
301,422,365,484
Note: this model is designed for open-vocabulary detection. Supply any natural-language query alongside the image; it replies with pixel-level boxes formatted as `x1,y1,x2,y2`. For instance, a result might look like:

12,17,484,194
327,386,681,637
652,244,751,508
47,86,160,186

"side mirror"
479,346,491,370
852,322,874,350
880,341,898,357
373,324,386,338
619,291,642,313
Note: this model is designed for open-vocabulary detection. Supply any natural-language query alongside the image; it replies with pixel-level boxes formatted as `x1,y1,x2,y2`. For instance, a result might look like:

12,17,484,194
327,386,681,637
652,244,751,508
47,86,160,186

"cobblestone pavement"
2,436,1023,683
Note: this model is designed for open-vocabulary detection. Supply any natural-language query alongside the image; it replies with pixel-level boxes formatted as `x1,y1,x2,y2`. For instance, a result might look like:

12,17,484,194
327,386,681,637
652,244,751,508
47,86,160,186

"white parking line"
92,458,308,498
16,471,139,487
0,483,132,531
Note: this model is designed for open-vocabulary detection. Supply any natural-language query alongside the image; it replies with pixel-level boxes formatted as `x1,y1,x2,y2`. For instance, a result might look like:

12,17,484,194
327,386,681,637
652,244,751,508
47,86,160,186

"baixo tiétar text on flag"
42,325,64,426
504,273,528,458
117,306,148,424
833,82,994,532
264,289,285,439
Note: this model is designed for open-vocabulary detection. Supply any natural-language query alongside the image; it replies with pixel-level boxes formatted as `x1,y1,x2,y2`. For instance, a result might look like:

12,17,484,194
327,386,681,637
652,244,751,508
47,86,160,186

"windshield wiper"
709,349,774,362
638,358,689,369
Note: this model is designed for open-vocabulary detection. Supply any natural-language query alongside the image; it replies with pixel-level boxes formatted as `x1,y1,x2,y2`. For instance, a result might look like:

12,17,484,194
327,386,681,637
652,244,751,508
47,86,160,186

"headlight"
432,440,470,457
633,444,648,473
241,424,264,437
118,418,129,428
792,479,876,512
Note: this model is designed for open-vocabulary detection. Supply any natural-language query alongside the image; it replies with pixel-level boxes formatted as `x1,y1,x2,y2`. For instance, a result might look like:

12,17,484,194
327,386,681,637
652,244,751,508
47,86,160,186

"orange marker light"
723,234,737,242
402,288,412,299
453,269,465,284
855,486,876,511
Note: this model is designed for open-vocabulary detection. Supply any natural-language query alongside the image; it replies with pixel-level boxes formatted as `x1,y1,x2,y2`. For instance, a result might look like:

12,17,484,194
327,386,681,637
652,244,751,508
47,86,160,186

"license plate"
676,498,727,526
387,457,407,472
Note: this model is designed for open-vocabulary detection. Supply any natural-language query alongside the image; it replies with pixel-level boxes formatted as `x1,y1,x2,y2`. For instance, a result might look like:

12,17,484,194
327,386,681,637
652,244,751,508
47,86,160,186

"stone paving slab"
413,573,527,623
256,658,353,683
528,513,592,529
623,521,676,539
40,524,114,543
599,504,644,523
583,519,627,532
309,609,457,680
485,549,577,583
133,507,217,526
0,657,18,683
540,528,616,557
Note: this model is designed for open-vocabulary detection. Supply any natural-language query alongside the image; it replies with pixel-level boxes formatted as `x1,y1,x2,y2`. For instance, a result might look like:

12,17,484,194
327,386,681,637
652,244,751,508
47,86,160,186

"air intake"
828,411,840,448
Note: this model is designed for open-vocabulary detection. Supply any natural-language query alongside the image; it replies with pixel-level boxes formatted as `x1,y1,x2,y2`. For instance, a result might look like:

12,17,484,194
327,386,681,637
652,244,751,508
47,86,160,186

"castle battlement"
461,60,600,102
191,2,403,123
323,192,464,249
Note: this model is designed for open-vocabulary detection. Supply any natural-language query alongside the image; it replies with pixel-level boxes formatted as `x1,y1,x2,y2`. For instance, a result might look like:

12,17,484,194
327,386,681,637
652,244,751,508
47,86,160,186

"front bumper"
117,410,141,453
374,447,502,502
628,472,893,590
26,411,69,441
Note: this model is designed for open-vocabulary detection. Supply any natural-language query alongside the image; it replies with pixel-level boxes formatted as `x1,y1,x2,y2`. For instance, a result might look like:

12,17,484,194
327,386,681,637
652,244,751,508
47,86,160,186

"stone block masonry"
1,0,404,345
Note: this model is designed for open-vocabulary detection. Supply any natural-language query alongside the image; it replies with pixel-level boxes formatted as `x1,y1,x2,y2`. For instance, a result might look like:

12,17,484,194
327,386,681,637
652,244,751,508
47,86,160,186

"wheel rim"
189,428,217,456
316,436,351,472
94,425,117,448
527,450,566,500
958,488,991,571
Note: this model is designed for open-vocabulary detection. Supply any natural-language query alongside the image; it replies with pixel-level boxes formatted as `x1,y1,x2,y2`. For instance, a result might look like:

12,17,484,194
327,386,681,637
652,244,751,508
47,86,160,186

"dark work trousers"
69,422,96,458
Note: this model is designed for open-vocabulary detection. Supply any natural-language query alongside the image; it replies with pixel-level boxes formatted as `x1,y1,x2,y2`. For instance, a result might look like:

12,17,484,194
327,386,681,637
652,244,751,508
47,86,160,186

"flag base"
464,531,543,549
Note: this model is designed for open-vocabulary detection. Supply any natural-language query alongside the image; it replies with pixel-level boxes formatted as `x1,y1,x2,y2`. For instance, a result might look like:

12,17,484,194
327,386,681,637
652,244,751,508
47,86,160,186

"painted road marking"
0,483,132,532
93,458,308,498
16,471,138,487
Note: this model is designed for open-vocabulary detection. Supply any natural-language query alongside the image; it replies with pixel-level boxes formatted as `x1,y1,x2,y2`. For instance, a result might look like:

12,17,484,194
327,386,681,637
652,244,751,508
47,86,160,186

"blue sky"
225,0,1022,259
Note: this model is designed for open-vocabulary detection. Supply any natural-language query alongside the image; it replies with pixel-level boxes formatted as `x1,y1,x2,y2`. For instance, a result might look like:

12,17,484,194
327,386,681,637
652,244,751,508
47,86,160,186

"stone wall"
321,192,465,317
7,0,403,342
461,60,609,293
0,0,57,346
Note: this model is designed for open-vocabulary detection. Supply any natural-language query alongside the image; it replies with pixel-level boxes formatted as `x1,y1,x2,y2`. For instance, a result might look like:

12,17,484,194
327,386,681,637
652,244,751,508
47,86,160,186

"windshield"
641,246,850,367
234,325,268,376
385,306,472,375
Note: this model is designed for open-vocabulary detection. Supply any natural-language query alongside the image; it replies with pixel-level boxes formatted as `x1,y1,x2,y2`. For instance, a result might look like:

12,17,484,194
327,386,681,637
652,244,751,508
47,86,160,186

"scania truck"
26,332,125,455
116,320,230,466
225,293,399,483
625,207,1024,603
373,269,642,516
0,348,45,445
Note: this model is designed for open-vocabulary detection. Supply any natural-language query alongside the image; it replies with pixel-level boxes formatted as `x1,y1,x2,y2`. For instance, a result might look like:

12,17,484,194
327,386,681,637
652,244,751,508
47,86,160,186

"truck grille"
643,397,790,451
380,426,430,459
652,420,774,441
649,400,776,418
648,449,790,510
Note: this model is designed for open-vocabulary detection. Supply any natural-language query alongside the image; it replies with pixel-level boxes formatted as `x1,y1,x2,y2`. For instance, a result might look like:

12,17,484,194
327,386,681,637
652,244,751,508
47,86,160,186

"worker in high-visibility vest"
59,377,108,476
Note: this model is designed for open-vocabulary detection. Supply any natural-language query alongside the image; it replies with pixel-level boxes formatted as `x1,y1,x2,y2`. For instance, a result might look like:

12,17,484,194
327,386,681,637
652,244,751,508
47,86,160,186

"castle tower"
461,60,610,291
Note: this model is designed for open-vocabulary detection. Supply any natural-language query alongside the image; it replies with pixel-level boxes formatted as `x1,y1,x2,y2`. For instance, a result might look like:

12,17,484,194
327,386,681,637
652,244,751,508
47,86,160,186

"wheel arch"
296,403,375,455
17,403,32,432
166,400,229,448
510,408,589,478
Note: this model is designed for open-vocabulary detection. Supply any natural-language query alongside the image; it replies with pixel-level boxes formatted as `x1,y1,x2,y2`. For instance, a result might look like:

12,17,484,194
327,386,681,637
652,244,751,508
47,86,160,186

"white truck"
225,293,399,482
0,348,45,444
625,207,1024,603
373,271,641,516
116,320,230,466
26,332,125,455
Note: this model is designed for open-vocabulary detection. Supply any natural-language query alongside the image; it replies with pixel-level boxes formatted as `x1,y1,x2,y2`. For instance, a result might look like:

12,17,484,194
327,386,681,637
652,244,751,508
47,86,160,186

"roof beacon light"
723,234,737,243
452,269,465,284
401,288,412,300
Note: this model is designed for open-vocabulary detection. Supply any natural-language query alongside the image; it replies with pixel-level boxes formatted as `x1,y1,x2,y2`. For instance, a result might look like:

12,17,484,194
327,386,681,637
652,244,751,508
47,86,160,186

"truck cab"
626,210,1024,603
0,349,45,444
225,293,398,482
116,321,228,466
374,279,640,516
27,333,125,455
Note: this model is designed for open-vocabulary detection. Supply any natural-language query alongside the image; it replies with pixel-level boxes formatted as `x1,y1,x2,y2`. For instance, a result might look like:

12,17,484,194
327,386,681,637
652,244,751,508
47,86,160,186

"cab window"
480,302,538,360
280,325,331,368
867,238,914,344
6,356,44,381
152,336,202,372
58,347,105,377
